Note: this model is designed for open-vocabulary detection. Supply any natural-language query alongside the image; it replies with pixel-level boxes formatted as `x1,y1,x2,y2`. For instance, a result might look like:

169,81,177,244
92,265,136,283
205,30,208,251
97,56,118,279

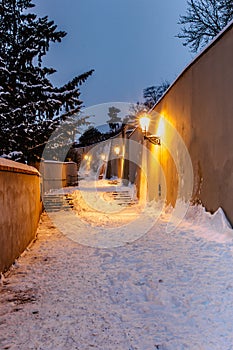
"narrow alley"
1,187,233,349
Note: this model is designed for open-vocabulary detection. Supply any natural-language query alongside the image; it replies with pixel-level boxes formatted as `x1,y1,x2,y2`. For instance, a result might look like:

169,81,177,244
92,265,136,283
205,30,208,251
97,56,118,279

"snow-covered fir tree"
0,0,94,163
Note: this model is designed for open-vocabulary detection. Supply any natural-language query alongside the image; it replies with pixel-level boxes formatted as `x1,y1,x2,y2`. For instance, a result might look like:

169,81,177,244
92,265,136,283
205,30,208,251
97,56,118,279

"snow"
0,151,24,162
45,180,157,248
1,179,233,349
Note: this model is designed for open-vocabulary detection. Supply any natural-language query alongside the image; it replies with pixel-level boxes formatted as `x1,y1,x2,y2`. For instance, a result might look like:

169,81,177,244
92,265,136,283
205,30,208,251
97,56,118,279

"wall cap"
0,158,40,176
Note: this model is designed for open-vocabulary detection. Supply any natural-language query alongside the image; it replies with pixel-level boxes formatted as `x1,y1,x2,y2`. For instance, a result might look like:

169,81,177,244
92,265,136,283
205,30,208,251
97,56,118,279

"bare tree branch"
177,0,233,52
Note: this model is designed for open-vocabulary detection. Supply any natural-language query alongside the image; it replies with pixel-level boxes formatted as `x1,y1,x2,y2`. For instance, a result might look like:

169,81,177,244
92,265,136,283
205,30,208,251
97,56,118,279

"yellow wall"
0,159,42,272
149,23,233,224
40,160,78,193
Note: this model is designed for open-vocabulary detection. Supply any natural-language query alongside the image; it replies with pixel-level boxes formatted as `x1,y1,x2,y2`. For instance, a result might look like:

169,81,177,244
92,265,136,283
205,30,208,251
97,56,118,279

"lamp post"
138,115,149,203
99,154,107,179
83,154,91,175
114,145,123,179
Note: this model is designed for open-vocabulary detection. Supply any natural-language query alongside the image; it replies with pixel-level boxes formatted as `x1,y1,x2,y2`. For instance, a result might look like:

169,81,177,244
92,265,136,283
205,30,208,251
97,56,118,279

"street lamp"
114,146,120,156
113,146,123,179
100,154,106,161
139,114,150,136
139,114,161,146
83,154,91,175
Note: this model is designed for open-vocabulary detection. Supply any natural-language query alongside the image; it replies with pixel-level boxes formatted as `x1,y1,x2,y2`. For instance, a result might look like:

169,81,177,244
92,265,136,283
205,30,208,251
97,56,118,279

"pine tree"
0,0,94,163
107,106,122,133
79,127,103,146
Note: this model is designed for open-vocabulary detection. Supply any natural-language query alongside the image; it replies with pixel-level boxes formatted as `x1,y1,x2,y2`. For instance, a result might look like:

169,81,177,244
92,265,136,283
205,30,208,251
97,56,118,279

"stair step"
43,194,74,212
107,190,137,207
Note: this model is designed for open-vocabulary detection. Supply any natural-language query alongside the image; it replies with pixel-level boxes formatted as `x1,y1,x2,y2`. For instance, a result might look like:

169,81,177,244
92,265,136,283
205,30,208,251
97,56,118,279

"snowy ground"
1,181,233,349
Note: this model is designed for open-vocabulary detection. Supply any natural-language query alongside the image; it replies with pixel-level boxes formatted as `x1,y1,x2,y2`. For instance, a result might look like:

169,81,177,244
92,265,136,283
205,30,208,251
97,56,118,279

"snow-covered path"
1,205,233,349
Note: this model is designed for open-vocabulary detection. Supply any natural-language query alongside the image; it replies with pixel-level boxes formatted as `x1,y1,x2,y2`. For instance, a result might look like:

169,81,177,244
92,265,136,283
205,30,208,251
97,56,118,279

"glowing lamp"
139,114,161,146
139,114,150,136
114,146,120,156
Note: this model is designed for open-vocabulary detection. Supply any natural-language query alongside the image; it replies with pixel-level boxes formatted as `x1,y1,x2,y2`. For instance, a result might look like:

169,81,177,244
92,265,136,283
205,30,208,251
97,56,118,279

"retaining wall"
0,159,42,272
150,22,233,224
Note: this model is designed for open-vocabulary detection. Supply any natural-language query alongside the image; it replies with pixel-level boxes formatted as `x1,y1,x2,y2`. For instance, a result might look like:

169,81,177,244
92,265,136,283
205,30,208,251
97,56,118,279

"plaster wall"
150,23,233,224
0,159,42,272
40,161,78,193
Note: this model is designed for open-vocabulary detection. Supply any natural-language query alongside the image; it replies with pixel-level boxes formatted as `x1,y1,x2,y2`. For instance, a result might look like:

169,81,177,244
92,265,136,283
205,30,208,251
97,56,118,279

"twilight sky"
34,0,192,108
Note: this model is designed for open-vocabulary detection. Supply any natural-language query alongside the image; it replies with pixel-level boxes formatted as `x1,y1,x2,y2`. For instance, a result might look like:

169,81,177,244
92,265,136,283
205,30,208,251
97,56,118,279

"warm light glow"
139,114,150,134
157,117,165,137
84,154,89,161
101,154,106,161
114,146,120,156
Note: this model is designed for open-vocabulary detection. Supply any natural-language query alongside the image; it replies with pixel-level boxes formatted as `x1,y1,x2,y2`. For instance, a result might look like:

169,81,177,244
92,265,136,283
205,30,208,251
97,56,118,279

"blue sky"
34,0,192,108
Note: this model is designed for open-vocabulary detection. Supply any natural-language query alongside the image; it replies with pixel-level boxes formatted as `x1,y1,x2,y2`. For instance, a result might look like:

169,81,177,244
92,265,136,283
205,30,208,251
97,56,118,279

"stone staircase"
43,194,74,212
108,190,138,206
43,188,137,213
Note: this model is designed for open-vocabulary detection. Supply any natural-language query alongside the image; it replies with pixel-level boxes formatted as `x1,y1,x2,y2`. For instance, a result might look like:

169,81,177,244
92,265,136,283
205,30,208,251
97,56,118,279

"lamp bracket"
144,135,161,146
